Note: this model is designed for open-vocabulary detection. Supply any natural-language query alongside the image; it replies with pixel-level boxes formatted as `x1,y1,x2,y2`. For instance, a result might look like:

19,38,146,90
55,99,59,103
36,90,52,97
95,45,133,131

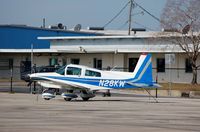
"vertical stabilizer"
131,53,153,84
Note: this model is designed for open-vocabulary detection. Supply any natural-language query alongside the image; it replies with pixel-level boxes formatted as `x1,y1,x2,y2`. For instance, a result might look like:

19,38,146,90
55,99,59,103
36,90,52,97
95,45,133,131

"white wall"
0,53,199,83
151,53,200,83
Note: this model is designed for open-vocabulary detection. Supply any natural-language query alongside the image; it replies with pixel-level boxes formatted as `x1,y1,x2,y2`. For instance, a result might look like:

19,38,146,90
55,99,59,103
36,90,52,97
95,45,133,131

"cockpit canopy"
56,64,101,77
67,67,81,76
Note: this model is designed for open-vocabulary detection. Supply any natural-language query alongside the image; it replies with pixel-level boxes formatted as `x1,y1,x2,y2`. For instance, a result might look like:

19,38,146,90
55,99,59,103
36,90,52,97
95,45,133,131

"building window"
0,59,13,70
62,59,67,66
185,58,192,73
71,58,80,64
157,58,165,72
93,58,102,70
129,58,139,72
49,58,58,66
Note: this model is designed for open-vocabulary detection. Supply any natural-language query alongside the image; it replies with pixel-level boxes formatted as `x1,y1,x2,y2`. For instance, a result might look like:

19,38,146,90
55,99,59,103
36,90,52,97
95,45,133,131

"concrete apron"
122,90,200,98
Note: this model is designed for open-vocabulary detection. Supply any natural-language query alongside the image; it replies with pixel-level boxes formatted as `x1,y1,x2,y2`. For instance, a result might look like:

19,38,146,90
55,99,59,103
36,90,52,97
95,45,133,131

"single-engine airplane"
29,53,160,101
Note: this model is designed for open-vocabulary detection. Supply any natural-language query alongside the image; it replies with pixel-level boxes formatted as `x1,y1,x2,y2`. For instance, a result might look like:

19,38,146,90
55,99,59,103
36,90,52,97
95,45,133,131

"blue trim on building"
0,25,100,49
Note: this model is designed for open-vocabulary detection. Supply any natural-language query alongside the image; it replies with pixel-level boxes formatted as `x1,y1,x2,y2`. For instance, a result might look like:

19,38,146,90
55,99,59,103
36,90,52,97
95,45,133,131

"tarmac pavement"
0,93,200,132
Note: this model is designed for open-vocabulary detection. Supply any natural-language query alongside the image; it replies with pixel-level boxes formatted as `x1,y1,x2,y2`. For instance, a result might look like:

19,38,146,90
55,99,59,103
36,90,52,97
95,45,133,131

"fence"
0,66,199,93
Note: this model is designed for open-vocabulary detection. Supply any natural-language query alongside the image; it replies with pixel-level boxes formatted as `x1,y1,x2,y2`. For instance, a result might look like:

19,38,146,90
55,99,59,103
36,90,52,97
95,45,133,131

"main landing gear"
102,90,111,97
62,90,96,101
42,89,96,102
62,90,78,101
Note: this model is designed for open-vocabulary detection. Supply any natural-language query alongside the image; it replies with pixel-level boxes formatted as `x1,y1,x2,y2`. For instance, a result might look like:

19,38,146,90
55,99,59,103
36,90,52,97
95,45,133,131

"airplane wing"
30,74,106,91
35,76,90,90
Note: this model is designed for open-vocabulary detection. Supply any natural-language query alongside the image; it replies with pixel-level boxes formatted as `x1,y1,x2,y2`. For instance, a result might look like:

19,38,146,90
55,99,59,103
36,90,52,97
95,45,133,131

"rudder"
132,53,153,83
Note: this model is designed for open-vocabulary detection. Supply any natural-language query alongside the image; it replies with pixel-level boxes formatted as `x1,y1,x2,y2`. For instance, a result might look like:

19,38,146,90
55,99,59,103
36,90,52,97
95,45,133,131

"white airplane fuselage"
30,65,135,90
29,54,160,101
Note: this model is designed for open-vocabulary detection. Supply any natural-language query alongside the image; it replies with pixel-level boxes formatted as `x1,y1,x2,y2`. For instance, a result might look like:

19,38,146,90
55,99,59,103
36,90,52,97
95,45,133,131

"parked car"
21,65,61,82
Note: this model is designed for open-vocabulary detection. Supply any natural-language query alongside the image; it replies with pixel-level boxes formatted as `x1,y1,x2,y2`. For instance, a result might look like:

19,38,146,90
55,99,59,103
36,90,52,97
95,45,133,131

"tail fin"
131,53,153,84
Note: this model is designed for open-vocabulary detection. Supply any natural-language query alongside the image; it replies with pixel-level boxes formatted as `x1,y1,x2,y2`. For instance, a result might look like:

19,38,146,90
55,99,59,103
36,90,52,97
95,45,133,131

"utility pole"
128,0,133,35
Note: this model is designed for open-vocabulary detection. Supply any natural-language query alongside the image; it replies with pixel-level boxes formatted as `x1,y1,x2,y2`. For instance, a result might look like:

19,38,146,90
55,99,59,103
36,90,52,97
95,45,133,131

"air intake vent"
161,28,179,32
131,28,146,32
88,27,104,30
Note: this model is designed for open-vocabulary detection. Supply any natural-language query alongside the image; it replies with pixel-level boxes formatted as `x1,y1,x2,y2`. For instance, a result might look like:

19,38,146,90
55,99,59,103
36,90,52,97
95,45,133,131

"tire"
44,98,50,100
64,98,72,101
82,97,89,101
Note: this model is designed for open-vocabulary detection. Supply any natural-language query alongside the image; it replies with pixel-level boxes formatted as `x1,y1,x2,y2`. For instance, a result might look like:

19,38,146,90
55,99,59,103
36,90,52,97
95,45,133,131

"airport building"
0,25,199,83
0,25,100,80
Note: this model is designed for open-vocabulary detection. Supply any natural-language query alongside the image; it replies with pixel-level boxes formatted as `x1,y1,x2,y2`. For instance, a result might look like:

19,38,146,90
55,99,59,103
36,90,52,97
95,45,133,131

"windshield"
56,66,66,75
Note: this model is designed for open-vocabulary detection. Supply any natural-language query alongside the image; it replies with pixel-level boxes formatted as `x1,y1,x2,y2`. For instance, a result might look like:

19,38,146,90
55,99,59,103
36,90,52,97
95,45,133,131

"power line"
132,1,162,23
103,0,165,31
118,20,157,31
103,1,130,28
133,21,156,31
118,20,129,30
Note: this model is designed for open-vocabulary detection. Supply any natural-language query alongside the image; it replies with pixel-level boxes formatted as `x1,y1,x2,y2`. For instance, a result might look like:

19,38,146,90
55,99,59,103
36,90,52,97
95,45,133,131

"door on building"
129,58,139,72
49,58,58,66
20,61,31,81
71,58,80,65
93,58,102,70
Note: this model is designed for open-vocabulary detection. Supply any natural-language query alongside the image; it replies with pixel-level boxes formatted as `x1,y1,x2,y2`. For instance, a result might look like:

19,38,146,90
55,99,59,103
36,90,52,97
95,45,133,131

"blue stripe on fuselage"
134,54,151,79
43,76,139,89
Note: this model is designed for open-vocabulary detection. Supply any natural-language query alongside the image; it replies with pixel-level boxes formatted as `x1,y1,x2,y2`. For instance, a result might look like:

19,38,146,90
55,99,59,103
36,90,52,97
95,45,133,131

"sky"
0,0,167,31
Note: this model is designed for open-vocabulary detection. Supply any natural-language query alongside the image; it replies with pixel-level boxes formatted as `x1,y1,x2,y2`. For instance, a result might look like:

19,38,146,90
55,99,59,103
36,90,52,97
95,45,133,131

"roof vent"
49,23,67,30
131,28,146,32
88,27,104,30
131,28,146,34
162,28,179,32
74,24,82,31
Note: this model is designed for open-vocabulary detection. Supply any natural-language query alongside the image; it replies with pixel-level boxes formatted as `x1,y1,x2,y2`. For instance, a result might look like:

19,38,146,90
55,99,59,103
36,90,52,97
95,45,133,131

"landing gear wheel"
102,90,111,97
82,97,89,101
64,98,72,101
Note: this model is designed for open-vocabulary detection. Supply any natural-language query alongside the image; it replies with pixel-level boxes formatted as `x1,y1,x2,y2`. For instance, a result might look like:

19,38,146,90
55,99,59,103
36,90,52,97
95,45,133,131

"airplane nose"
29,74,33,78
29,73,37,78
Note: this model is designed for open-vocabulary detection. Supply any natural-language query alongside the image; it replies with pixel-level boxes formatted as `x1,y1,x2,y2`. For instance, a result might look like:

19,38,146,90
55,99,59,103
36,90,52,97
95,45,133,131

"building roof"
2,25,198,53
0,25,101,50
0,24,103,35
80,29,157,36
38,29,185,40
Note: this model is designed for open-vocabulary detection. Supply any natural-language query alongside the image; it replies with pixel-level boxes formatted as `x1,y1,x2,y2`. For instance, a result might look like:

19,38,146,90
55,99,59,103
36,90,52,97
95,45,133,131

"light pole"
30,43,34,94
10,67,13,93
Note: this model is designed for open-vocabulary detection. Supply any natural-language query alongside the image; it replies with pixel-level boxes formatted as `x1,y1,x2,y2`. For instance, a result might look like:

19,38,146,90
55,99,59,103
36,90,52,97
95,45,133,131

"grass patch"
127,83,200,91
158,83,200,91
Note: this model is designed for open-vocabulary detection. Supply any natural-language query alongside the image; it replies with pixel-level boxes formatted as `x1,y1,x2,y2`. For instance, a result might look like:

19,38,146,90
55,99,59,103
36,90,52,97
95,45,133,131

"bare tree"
160,0,200,84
